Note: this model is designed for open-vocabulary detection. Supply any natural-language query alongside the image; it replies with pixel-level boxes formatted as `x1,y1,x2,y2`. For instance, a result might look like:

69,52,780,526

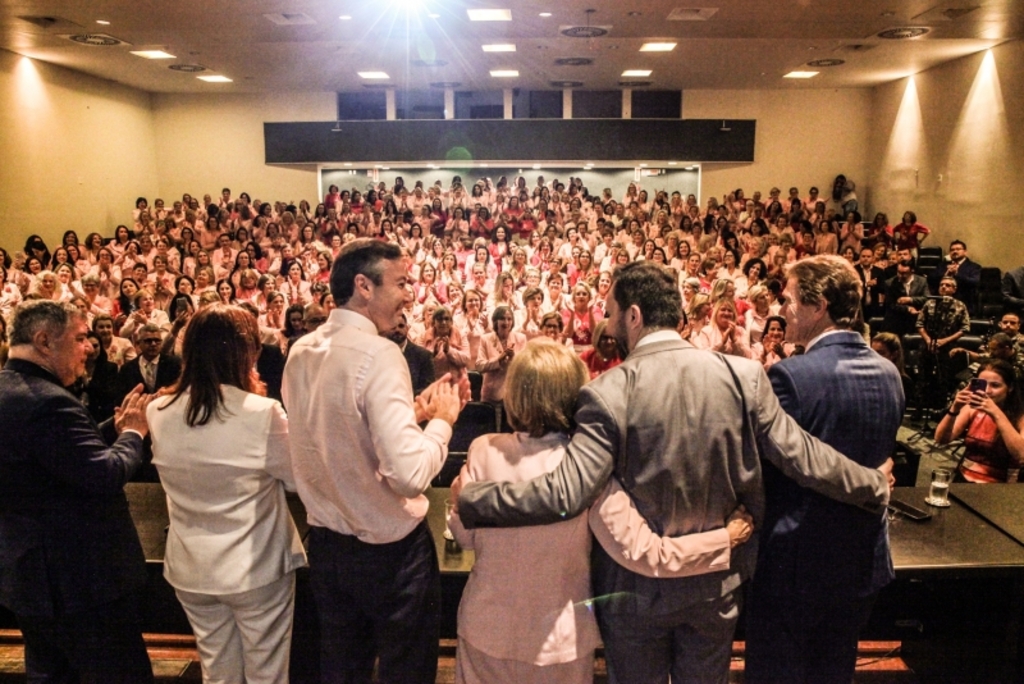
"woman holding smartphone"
935,360,1024,483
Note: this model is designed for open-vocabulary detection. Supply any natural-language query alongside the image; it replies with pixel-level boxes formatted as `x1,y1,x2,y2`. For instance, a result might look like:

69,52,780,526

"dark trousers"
596,591,741,684
744,584,877,684
16,592,153,684
308,522,440,684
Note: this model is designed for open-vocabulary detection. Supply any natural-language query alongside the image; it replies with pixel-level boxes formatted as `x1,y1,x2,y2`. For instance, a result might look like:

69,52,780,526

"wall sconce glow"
783,71,819,78
14,57,49,113
947,50,1010,199
490,69,519,77
131,50,176,60
468,9,511,21
482,44,516,52
622,69,652,77
879,76,928,196
197,75,233,82
640,43,677,52
358,71,391,79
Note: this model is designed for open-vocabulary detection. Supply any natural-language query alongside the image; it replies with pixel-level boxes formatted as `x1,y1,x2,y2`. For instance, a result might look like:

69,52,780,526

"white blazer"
148,385,307,594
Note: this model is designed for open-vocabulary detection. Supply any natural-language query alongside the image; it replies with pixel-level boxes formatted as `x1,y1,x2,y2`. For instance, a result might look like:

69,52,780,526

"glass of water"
925,468,952,507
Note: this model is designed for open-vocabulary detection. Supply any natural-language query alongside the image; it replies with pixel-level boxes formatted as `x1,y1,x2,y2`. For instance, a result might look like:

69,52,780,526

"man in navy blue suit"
0,301,154,683
745,255,905,684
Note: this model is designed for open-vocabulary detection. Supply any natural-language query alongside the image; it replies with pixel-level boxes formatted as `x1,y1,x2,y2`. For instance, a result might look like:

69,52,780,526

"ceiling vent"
169,64,207,73
807,58,845,67
413,59,448,67
667,8,719,21
913,6,980,22
877,27,930,39
619,80,652,87
263,13,315,26
555,57,593,66
551,80,584,87
64,33,129,47
560,25,611,38
430,81,462,88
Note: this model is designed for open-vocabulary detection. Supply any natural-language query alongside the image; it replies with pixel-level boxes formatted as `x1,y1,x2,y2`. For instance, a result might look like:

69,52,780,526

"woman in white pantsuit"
148,304,307,684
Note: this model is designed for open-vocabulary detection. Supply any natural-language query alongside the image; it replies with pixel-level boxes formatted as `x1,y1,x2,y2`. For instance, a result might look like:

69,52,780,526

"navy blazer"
760,331,904,599
0,359,147,618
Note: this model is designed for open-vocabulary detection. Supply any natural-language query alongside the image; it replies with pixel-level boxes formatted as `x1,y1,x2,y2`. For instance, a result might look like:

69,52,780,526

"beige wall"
684,89,873,208
0,49,157,252
869,41,1023,270
151,92,335,208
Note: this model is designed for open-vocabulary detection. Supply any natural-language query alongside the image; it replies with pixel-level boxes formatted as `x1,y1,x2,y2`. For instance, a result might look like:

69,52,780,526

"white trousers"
175,571,296,684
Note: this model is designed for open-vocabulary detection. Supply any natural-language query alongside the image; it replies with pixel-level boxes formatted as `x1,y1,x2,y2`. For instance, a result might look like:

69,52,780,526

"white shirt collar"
634,329,683,350
804,328,846,353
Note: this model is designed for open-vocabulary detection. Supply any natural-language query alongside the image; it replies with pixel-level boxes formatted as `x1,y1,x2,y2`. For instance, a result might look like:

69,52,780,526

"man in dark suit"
385,313,435,396
456,262,893,683
115,323,182,403
927,239,982,315
745,256,904,684
882,258,930,336
0,301,154,682
1002,265,1024,314
855,246,886,320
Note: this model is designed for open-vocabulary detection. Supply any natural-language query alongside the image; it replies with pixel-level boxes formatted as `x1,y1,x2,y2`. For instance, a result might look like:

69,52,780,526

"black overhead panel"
264,119,756,163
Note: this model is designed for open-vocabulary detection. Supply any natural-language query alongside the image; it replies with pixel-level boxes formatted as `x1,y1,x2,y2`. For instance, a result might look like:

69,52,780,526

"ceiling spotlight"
490,69,519,77
358,71,391,79
96,20,110,25
197,75,232,82
539,12,552,17
482,44,516,52
622,69,652,77
640,42,676,52
468,9,511,21
783,70,819,78
131,50,176,59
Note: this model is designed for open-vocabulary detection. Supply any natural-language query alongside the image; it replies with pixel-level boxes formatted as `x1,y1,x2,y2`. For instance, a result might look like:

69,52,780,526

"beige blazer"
148,386,307,594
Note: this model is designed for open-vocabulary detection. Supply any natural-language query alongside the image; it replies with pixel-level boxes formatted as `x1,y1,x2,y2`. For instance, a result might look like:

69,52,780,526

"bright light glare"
96,20,110,25
131,50,176,59
621,69,652,77
490,69,519,77
539,12,552,17
197,75,232,82
640,43,677,52
339,15,352,20
468,9,511,21
482,44,516,52
784,71,819,78
358,71,391,79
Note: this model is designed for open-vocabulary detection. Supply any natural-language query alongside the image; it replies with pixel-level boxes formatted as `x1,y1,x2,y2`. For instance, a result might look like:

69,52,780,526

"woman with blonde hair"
148,304,306,683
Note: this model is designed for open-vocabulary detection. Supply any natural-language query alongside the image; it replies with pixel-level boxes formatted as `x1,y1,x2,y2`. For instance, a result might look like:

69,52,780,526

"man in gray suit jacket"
456,261,892,684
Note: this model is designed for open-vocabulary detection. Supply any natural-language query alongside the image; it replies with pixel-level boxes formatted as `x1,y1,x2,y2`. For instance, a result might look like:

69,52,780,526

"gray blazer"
457,337,889,615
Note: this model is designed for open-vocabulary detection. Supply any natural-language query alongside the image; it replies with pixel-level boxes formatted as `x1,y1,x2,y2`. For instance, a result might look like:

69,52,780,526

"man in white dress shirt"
283,239,464,684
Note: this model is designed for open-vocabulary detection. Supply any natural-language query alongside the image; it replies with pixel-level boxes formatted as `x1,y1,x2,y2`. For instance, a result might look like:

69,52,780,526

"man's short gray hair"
9,300,84,346
134,323,164,343
785,255,862,330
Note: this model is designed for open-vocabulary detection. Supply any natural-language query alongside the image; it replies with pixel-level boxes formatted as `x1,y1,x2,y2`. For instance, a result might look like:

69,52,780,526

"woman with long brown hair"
148,304,306,682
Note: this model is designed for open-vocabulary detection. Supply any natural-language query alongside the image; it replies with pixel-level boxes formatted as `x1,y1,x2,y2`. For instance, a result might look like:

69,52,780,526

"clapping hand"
114,384,154,438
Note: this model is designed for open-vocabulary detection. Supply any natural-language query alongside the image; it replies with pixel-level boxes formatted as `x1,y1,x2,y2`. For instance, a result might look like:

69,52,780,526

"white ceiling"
1,0,1020,93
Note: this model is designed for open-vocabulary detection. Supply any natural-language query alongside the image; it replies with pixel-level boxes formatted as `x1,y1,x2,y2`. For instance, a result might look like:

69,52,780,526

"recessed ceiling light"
358,71,390,79
131,50,176,59
339,15,352,20
197,75,232,82
621,69,652,77
96,20,110,25
640,42,677,52
490,69,519,77
482,44,516,52
539,12,552,17
468,9,511,21
783,70,819,78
